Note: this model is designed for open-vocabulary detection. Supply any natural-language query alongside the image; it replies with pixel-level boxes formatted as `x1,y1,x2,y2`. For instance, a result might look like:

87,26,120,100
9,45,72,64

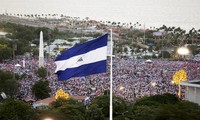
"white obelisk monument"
39,31,44,67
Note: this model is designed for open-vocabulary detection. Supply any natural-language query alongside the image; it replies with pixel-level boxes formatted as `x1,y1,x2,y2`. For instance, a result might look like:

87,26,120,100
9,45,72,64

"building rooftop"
33,96,86,107
180,80,200,88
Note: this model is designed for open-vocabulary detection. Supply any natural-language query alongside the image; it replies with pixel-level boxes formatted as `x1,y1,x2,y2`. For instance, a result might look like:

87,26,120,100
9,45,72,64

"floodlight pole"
109,29,113,120
178,79,181,98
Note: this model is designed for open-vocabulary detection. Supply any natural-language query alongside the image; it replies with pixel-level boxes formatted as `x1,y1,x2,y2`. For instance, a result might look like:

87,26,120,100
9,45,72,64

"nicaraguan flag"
55,33,108,81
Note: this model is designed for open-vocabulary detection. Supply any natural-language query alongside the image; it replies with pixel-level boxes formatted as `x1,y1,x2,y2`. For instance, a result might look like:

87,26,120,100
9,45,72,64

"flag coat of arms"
55,33,108,80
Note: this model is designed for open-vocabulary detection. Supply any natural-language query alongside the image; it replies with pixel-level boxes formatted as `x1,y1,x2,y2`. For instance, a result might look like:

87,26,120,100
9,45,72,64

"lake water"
0,0,200,31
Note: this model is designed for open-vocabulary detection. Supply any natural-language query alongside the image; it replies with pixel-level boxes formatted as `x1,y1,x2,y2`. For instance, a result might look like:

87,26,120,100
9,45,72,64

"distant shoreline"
1,14,199,33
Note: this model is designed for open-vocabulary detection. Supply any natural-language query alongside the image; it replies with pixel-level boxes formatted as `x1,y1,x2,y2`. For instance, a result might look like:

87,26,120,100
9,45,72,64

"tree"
131,105,156,120
32,80,51,100
32,48,39,57
36,67,47,79
103,90,109,95
129,94,200,120
0,99,35,120
187,44,198,56
50,98,80,109
90,95,129,119
0,70,19,98
89,95,109,117
9,41,31,55
56,100,86,120
86,104,105,120
0,44,12,61
2,79,19,98
159,51,171,58
154,101,200,120
124,47,128,54
135,93,179,106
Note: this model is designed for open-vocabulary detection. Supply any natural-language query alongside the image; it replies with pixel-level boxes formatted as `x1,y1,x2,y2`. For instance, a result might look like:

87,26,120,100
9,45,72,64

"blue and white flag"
55,33,108,81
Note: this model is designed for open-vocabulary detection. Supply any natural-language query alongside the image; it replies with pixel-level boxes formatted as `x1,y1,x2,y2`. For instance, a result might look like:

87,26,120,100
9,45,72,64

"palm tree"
60,14,64,18
85,17,89,21
118,22,120,25
188,28,197,44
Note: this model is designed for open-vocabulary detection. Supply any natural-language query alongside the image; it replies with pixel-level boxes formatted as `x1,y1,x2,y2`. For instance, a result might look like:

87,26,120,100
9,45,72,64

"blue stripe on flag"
56,60,106,80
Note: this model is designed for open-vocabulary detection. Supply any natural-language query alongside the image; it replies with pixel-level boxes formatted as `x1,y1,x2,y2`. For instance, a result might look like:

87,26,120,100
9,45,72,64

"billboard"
153,32,163,37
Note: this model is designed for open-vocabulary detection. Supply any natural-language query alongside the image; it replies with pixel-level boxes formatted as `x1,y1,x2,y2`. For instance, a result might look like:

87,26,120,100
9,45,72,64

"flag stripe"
56,60,106,80
55,46,107,72
55,34,108,61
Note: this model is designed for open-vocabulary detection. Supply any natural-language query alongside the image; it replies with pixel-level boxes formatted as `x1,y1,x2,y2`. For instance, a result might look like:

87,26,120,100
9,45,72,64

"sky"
1,0,200,30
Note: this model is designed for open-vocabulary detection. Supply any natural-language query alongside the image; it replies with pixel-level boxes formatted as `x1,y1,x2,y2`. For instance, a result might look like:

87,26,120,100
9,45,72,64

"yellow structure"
55,89,70,100
173,69,187,97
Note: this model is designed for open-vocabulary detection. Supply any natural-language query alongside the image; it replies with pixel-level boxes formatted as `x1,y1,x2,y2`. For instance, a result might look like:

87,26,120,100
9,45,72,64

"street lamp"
150,82,156,95
151,82,156,87
171,81,175,84
43,117,54,120
41,115,55,120
119,86,125,91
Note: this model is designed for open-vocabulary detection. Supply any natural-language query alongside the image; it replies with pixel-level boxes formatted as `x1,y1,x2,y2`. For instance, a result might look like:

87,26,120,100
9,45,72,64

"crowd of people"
1,56,200,102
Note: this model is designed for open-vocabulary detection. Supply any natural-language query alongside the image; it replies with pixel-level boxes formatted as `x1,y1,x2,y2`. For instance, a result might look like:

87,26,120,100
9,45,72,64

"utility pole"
162,36,163,59
13,44,17,80
144,23,146,56
144,23,146,44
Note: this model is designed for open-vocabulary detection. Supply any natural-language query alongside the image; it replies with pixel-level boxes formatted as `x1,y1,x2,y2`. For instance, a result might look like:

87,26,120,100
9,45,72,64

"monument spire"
39,31,44,67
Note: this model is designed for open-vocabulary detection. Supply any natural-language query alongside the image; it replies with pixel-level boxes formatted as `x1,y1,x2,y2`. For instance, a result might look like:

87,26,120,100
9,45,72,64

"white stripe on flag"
55,46,107,72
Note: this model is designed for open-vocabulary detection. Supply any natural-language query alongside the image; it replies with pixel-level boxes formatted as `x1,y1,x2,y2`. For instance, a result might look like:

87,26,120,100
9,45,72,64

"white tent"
15,64,21,67
145,59,153,63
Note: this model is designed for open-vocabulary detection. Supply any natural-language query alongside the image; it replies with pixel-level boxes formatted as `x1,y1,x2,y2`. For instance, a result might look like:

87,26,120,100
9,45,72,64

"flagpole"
109,29,113,120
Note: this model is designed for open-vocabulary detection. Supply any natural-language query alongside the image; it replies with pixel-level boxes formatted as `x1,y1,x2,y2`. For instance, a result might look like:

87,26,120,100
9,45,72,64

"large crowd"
1,56,200,102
